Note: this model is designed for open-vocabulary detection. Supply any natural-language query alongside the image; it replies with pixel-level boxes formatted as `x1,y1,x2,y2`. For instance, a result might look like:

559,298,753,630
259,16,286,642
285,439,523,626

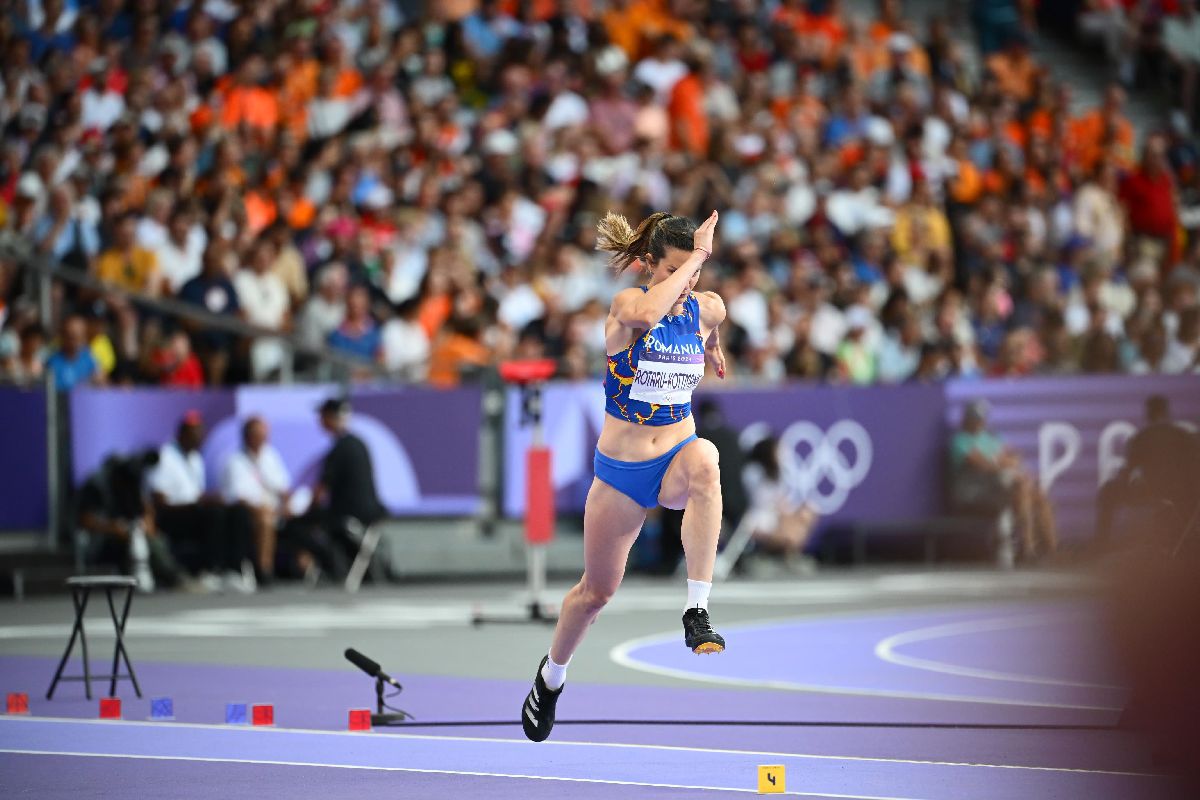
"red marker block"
251,704,274,726
98,697,121,719
6,692,29,714
347,709,371,731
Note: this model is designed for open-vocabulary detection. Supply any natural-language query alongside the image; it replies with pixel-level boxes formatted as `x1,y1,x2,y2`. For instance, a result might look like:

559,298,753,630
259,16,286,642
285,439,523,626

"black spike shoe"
683,607,726,654
521,655,563,742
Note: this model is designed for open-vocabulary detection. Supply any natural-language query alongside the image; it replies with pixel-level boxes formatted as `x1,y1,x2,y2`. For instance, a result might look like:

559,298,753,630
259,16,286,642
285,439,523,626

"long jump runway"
0,596,1188,798
0,714,1177,800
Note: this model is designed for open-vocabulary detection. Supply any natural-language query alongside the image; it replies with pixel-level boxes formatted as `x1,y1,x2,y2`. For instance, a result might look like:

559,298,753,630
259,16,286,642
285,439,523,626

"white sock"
686,579,711,611
540,653,568,690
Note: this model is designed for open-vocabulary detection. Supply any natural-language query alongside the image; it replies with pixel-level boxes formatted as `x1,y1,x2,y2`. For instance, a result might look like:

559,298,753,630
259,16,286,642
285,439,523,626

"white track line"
1,748,916,799
609,627,1120,711
0,715,1153,777
873,615,1124,690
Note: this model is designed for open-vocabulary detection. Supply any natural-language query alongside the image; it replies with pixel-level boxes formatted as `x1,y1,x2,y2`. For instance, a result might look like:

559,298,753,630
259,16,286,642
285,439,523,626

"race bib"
629,347,706,405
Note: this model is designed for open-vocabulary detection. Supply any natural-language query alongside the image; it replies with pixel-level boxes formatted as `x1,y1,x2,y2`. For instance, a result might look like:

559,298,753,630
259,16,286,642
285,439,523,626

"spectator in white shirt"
149,412,255,592
381,299,430,380
221,416,291,582
633,34,687,104
298,263,348,353
154,207,206,295
234,240,290,380
80,60,125,132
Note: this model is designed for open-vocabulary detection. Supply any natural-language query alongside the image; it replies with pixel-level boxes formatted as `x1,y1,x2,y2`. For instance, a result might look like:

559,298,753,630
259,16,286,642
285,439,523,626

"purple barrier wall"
945,375,1200,542
0,388,48,530
503,382,947,523
71,385,482,516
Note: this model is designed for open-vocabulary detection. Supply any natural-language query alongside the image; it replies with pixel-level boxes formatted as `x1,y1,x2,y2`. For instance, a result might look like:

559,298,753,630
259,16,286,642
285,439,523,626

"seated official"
149,411,255,592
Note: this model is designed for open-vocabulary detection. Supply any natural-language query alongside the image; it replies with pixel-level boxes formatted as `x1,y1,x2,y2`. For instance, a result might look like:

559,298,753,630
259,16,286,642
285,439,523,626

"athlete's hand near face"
692,211,718,266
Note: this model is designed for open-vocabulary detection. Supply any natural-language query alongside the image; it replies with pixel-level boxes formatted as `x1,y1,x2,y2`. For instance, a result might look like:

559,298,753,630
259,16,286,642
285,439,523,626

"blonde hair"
595,211,694,274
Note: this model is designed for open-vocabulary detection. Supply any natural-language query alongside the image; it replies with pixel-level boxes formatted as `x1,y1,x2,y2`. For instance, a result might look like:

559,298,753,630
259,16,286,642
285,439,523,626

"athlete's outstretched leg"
660,438,726,653
522,479,645,742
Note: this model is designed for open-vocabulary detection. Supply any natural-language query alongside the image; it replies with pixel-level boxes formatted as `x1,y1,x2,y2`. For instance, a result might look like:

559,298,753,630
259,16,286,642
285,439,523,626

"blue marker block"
225,703,248,725
150,697,174,720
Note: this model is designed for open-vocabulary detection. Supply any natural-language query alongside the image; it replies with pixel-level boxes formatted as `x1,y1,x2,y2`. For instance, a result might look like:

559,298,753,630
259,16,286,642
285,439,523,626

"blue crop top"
604,290,706,426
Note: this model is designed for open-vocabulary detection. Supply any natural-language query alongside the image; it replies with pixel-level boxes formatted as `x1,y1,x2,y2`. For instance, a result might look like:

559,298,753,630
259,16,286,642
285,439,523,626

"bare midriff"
596,412,697,463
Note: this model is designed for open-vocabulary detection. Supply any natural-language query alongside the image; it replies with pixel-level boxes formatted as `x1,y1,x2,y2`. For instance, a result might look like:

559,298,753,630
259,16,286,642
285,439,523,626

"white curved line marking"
610,620,1121,711
873,614,1124,691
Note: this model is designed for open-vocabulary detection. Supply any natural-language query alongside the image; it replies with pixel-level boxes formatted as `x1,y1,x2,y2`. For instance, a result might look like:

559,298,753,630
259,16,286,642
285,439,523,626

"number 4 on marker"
757,764,785,794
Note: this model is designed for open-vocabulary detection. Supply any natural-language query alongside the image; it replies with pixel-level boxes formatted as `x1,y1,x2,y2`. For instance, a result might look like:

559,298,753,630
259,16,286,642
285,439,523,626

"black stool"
47,576,142,700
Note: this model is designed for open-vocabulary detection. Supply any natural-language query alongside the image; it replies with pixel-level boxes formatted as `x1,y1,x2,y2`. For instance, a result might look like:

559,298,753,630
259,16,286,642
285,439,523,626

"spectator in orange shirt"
948,137,985,206
427,316,492,388
986,32,1041,105
325,38,364,98
668,53,709,158
603,0,642,59
842,17,888,82
220,57,279,133
790,0,847,66
870,0,905,42
1071,84,1136,174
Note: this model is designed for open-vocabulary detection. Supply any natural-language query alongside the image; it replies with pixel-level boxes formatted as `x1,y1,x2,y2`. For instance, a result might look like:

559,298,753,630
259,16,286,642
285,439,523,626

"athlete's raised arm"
598,211,718,331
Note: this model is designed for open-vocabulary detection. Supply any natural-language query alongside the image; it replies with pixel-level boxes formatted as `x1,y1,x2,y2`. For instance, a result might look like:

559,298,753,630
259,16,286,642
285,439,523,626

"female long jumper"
521,210,728,742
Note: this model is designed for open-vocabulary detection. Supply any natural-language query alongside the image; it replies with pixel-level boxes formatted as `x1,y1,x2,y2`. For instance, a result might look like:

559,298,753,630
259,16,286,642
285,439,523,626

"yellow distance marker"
757,764,785,794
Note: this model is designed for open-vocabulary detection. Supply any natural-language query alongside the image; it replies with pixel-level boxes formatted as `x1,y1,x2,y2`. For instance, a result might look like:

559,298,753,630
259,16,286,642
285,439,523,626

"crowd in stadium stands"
0,0,1199,393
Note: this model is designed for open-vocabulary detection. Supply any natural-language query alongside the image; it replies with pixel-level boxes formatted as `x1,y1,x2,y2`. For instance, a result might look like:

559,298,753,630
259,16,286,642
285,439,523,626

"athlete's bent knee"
687,443,721,498
578,580,617,614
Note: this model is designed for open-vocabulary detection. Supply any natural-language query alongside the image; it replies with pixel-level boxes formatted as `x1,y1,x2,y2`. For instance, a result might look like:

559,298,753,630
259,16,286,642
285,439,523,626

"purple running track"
0,717,1181,800
616,603,1126,710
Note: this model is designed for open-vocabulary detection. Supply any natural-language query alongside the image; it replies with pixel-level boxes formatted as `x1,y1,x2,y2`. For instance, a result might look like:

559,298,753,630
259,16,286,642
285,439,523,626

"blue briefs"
593,434,698,509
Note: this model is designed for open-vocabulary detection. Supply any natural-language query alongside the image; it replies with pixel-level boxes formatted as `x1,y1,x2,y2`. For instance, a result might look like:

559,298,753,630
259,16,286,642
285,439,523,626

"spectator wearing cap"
45,313,102,391
148,412,256,592
948,399,1057,561
292,398,387,581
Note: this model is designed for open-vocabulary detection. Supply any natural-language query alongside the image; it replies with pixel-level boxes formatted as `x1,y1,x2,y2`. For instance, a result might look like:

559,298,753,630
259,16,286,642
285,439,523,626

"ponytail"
595,211,673,274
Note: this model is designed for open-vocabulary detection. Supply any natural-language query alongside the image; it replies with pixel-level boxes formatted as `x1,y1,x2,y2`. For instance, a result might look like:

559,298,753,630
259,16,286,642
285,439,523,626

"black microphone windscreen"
344,648,381,678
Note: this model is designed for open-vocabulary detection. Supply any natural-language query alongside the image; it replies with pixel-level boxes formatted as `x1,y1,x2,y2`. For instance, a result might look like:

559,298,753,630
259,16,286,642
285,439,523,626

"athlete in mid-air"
522,209,727,742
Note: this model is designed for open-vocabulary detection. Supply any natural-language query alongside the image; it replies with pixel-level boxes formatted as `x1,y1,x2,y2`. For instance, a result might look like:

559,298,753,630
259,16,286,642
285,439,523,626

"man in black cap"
288,398,388,581
313,397,386,526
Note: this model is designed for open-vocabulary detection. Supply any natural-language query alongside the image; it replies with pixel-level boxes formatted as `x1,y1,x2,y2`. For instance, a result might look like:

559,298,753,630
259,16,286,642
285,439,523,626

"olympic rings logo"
776,420,873,514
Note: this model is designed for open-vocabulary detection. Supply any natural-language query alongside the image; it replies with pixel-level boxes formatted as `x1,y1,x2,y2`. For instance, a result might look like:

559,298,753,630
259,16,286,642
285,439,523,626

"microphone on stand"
344,647,410,725
345,648,403,689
